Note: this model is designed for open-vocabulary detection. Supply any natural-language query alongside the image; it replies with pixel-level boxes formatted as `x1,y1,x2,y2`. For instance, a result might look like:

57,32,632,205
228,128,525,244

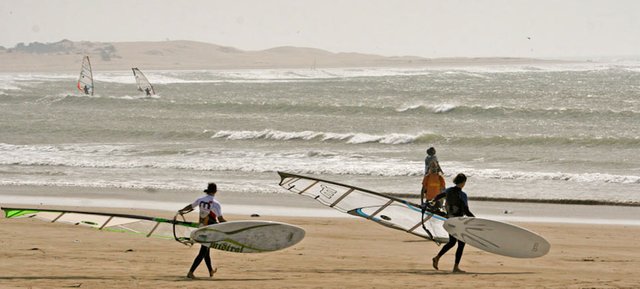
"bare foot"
209,267,218,277
452,267,466,273
432,256,439,270
186,272,196,279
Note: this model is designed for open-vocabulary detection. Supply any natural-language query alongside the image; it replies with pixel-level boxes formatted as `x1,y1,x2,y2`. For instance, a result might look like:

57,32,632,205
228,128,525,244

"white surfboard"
444,217,550,258
190,220,305,253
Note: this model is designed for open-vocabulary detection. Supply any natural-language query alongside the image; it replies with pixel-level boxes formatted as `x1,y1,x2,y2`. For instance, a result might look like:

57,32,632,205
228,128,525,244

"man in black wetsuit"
432,173,474,273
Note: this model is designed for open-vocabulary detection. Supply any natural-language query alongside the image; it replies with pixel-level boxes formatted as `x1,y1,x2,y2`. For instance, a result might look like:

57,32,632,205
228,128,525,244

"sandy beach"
1,202,639,289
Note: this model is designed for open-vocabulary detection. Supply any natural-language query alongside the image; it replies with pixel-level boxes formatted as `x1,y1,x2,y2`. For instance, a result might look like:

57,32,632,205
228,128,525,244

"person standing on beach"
432,173,474,273
424,147,443,175
178,182,227,279
422,162,446,201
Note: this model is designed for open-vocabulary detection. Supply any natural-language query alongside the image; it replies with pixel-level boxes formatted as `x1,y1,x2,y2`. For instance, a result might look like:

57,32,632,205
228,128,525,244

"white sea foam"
211,129,418,145
0,75,22,90
114,94,161,100
463,168,640,185
43,92,161,101
432,103,457,113
214,130,322,141
5,62,638,86
0,178,285,195
1,143,638,186
396,103,458,113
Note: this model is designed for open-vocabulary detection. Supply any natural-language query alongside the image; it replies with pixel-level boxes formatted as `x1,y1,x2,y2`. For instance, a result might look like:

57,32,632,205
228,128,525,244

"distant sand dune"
0,40,565,72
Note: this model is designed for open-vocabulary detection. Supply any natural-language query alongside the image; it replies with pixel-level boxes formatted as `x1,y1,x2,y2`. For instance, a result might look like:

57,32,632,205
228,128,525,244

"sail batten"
277,171,450,243
2,207,198,244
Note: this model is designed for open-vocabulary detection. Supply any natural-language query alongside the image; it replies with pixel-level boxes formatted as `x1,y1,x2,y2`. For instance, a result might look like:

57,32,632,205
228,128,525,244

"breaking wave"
1,143,638,186
210,129,640,147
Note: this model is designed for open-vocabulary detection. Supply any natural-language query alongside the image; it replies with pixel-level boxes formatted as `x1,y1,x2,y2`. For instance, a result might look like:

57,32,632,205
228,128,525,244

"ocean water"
1,63,639,204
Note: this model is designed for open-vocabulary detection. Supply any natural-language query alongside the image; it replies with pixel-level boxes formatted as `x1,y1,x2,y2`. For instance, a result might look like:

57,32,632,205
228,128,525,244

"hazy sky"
1,0,640,58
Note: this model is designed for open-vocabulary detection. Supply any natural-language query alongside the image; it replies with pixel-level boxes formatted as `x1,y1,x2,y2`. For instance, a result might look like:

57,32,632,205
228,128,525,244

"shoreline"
1,184,639,226
2,183,638,207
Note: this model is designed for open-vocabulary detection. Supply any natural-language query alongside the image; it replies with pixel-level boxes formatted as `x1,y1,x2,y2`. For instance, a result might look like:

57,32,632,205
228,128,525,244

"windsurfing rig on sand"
277,171,450,244
2,207,198,246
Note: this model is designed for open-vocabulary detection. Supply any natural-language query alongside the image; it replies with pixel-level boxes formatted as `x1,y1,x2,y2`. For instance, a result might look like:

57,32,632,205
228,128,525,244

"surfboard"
190,220,305,253
444,217,550,258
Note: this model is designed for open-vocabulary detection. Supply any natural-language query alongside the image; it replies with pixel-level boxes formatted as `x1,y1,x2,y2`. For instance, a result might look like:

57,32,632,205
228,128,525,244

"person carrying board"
432,173,474,273
178,182,227,279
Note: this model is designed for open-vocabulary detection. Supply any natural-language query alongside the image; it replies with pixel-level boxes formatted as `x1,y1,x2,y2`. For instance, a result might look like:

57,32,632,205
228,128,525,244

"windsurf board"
190,220,305,253
444,217,550,258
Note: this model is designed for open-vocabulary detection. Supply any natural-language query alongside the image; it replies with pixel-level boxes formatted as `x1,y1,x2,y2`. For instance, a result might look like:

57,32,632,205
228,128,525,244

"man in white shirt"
179,182,227,279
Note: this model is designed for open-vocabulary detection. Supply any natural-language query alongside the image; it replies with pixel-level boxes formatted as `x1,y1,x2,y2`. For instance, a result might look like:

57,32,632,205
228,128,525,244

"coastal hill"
0,39,559,72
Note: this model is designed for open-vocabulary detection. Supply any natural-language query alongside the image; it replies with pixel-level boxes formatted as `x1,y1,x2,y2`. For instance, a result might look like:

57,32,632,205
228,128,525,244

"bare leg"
453,264,466,273
433,235,457,271
187,245,209,278
452,240,466,273
203,247,217,277
432,256,439,270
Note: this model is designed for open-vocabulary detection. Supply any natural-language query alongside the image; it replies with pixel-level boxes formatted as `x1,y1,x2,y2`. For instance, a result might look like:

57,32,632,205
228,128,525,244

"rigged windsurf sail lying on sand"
77,56,94,95
132,68,155,96
2,207,198,245
278,171,449,243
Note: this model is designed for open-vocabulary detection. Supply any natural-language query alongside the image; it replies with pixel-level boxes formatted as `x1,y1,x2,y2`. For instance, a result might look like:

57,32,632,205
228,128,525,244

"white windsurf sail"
132,68,156,96
2,207,198,245
77,56,94,95
278,171,449,243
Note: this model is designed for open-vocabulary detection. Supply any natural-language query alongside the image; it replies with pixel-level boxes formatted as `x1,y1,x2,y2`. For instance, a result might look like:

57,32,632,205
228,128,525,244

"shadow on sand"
0,275,286,283
0,276,112,281
256,268,536,276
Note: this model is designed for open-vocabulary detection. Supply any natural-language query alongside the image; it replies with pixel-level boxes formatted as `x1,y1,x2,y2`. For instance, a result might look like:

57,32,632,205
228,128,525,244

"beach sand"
1,206,639,289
